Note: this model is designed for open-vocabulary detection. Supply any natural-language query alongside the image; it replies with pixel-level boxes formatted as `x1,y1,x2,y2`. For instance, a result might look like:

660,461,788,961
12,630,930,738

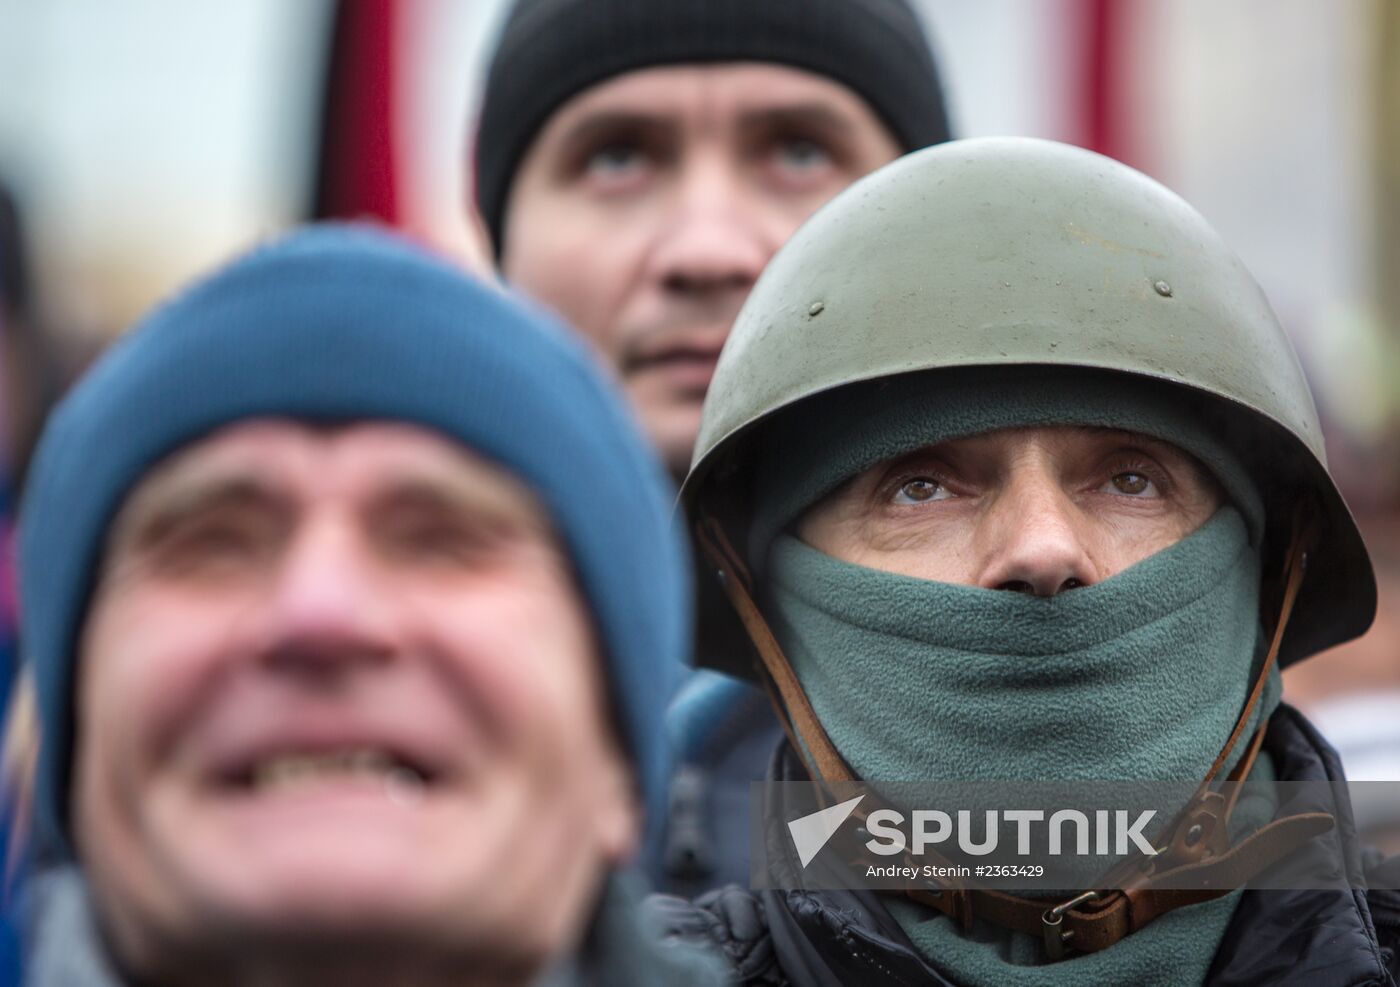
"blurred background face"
798,426,1224,593
500,63,901,476
73,421,637,983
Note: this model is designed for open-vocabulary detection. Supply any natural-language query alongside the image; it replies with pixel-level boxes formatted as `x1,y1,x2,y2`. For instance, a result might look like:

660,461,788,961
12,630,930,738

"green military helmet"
683,136,1375,676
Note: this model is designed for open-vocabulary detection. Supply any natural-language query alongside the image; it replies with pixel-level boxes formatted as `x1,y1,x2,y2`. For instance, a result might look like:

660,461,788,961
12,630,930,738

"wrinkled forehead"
535,61,895,145
105,418,553,554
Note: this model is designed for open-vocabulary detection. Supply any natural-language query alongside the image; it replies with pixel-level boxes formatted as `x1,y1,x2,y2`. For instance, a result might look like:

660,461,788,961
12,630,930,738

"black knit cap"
473,0,953,256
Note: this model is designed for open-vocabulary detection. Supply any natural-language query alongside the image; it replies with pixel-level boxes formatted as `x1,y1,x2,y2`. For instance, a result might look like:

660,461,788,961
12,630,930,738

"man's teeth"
249,749,424,792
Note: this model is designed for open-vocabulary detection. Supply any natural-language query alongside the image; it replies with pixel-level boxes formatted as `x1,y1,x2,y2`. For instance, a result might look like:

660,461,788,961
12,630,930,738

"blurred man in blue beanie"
11,225,724,987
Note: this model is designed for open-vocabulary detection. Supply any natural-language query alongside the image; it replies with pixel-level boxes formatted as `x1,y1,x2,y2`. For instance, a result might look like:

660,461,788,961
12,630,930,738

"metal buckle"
1041,890,1100,960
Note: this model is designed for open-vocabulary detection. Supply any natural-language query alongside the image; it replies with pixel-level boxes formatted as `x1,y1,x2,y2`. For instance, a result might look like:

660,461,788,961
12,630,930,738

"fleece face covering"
764,507,1282,982
765,506,1277,787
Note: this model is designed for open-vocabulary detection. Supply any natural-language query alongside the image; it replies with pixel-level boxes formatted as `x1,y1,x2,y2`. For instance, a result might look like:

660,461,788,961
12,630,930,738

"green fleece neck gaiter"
765,508,1282,984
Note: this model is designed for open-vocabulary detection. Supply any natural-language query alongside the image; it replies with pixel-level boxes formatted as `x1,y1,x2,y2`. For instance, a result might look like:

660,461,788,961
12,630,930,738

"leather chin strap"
696,510,1334,961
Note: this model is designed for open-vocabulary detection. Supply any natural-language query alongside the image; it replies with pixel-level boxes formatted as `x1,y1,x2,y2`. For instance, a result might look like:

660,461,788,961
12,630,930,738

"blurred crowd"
0,1,1396,985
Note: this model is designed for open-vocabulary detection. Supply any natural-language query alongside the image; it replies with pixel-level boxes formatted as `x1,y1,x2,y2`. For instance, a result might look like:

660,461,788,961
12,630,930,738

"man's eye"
1105,471,1157,497
892,478,949,504
389,523,497,564
583,143,649,181
155,524,263,572
774,137,832,171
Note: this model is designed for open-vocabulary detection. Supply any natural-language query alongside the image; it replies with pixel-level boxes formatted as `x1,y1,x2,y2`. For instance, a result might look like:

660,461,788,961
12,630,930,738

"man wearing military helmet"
659,138,1400,985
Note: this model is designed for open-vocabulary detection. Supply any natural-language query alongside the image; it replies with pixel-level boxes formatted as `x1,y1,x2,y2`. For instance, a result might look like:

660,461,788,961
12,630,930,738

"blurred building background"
0,0,1395,834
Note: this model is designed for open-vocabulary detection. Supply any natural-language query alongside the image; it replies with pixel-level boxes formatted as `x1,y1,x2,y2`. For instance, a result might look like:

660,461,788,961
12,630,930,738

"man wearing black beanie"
473,0,951,477
471,0,954,897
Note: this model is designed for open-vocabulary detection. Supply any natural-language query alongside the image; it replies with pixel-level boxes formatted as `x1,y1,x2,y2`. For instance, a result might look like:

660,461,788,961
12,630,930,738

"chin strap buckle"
1041,890,1100,960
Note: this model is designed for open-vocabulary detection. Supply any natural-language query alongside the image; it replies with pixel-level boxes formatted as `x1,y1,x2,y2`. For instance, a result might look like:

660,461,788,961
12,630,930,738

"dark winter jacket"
652,704,1400,986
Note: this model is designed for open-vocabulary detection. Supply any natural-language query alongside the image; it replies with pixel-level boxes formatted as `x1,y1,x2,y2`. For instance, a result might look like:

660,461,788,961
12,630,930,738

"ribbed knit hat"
473,0,953,255
19,224,691,853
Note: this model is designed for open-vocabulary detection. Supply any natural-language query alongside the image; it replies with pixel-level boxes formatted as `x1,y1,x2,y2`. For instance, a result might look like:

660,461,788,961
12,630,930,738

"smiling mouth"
224,747,435,797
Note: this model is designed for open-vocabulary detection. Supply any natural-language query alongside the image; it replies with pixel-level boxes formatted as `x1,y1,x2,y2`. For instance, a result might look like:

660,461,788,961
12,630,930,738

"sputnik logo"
787,795,865,868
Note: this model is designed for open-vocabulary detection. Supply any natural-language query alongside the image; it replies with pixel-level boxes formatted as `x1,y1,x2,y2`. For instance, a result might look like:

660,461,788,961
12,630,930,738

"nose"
975,471,1097,597
257,517,395,679
649,159,770,299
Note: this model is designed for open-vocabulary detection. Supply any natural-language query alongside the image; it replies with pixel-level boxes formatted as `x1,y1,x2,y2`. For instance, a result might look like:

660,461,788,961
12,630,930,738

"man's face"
74,421,636,981
799,426,1224,592
500,63,902,475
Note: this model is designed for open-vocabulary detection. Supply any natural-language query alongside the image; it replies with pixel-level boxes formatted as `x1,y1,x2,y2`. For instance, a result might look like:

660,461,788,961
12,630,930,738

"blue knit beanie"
18,224,690,854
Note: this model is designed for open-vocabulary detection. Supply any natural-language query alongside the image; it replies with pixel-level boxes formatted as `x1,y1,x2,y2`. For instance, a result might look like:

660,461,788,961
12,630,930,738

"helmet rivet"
1153,280,1173,297
808,301,825,316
